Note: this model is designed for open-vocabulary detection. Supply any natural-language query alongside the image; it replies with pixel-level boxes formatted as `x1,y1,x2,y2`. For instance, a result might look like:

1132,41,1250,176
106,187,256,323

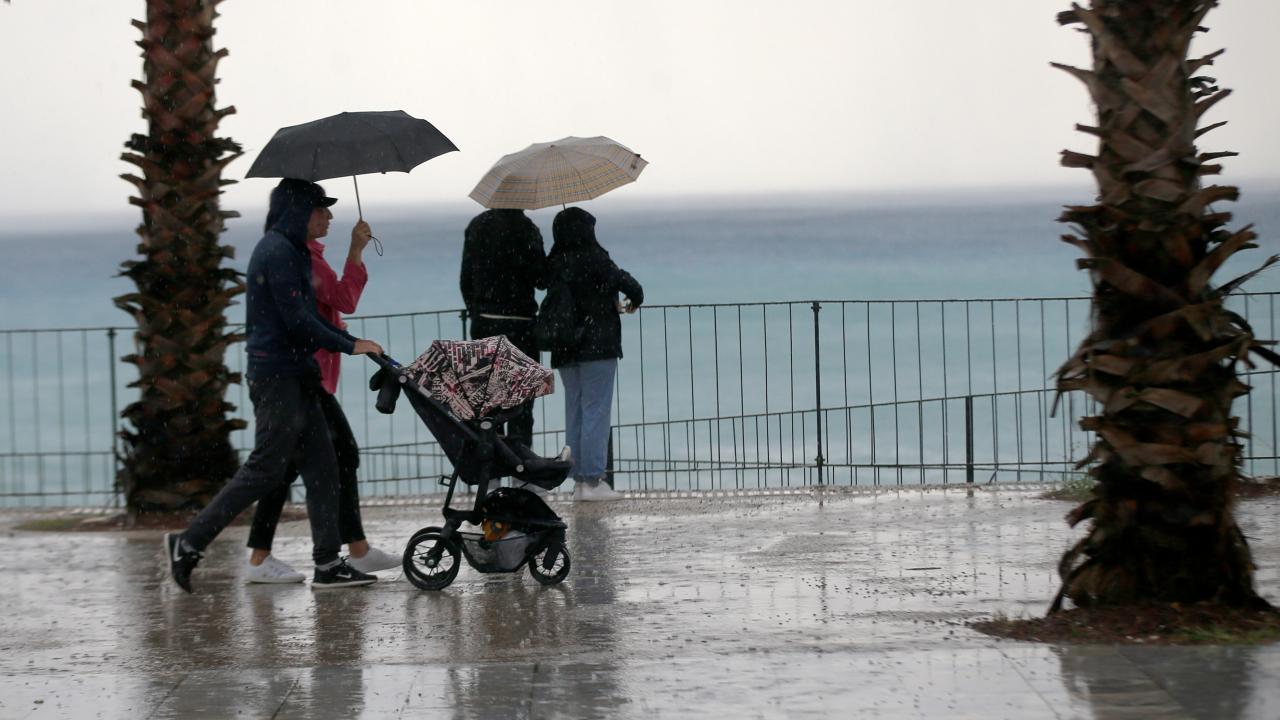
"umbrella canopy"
469,136,647,210
406,337,554,420
245,110,458,182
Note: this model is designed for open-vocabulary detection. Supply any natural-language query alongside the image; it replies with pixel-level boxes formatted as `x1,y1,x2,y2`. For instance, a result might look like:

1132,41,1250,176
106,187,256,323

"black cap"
276,178,337,208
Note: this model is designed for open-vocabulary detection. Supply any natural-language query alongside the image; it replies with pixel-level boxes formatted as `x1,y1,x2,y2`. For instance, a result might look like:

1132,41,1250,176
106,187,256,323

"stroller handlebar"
367,352,401,371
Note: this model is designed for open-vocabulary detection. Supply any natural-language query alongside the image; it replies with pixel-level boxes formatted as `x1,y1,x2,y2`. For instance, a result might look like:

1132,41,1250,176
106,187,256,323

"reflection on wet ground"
2,487,1278,718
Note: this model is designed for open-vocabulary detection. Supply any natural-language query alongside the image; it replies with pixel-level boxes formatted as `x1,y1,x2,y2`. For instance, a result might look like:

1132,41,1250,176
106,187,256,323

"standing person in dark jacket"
164,179,385,593
547,207,643,501
460,208,547,448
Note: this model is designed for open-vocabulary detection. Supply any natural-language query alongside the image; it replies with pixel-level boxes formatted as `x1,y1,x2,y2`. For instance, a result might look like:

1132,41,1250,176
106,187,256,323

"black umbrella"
246,110,458,251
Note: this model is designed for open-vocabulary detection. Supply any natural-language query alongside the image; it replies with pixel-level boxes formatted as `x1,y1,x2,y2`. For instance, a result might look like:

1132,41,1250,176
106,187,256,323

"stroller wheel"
408,526,443,542
528,542,571,586
403,531,460,591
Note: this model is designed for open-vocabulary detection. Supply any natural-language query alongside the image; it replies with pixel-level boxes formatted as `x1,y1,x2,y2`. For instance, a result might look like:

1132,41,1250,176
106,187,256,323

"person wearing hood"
547,207,643,501
239,182,400,585
459,208,548,448
165,179,386,593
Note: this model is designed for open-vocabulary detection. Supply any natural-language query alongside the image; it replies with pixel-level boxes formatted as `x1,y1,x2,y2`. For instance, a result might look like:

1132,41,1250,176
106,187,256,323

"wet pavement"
2,487,1278,719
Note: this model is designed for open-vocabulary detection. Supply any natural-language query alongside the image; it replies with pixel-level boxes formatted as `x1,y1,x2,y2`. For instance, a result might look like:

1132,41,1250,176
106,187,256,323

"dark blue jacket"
245,191,355,381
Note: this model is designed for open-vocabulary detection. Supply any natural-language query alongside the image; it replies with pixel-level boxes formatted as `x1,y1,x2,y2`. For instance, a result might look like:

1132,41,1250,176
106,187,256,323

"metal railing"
3,293,1279,506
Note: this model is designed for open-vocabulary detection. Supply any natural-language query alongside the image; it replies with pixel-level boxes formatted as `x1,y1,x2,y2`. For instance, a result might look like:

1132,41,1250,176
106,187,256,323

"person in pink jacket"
242,189,399,583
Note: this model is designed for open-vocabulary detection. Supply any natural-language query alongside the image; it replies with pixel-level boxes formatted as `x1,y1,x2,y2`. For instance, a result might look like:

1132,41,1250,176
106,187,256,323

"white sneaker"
347,545,400,574
245,555,305,584
577,480,622,502
557,446,572,462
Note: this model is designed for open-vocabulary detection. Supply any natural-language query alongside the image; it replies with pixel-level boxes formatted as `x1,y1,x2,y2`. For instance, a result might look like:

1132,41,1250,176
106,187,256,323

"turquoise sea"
6,187,1280,329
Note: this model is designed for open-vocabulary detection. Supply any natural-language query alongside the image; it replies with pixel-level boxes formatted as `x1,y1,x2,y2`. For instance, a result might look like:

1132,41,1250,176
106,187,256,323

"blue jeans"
559,359,617,481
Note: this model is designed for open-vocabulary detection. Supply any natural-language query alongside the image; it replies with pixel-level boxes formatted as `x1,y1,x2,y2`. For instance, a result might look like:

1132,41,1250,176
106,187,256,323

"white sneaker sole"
245,574,305,585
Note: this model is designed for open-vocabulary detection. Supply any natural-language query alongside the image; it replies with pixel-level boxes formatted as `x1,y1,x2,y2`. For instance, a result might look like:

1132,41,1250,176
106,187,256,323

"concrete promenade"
2,487,1278,719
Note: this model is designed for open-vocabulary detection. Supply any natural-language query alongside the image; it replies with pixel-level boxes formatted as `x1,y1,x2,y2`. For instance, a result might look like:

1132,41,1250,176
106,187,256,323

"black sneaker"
164,532,201,594
312,559,378,590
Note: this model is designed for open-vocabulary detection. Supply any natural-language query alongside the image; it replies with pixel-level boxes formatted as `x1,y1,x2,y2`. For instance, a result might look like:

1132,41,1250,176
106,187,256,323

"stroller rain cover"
406,336,555,420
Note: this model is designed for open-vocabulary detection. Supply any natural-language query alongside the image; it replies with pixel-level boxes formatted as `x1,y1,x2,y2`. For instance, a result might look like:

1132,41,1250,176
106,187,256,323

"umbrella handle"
352,175,384,256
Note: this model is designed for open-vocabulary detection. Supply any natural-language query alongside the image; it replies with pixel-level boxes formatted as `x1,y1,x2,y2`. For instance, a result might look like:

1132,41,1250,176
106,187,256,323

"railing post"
459,309,469,340
964,395,974,484
605,432,614,489
811,301,824,486
107,328,120,507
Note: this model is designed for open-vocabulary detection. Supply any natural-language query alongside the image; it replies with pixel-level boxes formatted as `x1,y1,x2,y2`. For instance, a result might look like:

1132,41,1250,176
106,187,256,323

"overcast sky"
1,0,1277,224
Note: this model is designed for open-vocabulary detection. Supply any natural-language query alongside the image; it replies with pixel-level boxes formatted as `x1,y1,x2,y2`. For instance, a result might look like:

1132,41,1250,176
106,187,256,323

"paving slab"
1,487,1277,718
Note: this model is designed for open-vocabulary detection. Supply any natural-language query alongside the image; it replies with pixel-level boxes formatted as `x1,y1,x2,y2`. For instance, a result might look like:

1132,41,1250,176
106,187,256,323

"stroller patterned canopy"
406,336,554,420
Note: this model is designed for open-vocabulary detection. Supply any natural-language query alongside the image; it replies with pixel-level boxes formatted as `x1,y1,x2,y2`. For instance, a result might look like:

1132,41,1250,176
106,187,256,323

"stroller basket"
457,531,538,572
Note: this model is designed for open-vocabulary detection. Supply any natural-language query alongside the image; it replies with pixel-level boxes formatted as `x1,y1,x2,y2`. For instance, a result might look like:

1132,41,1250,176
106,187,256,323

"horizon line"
6,178,1280,233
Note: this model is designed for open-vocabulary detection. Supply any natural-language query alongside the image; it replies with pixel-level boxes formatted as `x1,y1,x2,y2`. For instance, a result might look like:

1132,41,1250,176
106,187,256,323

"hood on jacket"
550,206,600,256
263,179,336,247
471,208,530,236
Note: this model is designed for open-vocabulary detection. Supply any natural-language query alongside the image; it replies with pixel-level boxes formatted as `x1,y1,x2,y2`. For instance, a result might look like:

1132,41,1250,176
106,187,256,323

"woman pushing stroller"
165,179,389,593
239,181,401,583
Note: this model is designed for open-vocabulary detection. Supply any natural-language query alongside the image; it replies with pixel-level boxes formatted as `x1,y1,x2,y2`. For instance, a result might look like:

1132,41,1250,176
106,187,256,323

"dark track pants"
181,374,342,566
247,391,364,551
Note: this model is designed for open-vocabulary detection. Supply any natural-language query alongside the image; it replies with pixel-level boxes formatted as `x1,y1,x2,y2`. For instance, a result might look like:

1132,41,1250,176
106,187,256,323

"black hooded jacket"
459,209,548,319
547,208,643,368
244,183,356,381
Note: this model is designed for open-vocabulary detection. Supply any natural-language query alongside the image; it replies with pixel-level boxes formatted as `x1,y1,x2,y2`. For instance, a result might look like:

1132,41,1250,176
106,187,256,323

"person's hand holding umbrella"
349,219,374,266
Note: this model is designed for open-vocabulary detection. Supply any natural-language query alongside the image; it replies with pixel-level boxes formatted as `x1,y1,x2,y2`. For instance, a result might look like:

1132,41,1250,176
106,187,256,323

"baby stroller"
369,337,573,591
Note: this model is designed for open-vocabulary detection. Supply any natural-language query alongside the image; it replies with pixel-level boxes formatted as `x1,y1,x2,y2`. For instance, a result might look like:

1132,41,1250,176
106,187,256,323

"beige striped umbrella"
469,136,647,210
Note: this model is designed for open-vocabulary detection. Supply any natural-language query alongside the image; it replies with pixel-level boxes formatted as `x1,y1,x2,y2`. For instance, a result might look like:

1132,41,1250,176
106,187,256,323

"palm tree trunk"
1051,0,1276,610
115,0,245,513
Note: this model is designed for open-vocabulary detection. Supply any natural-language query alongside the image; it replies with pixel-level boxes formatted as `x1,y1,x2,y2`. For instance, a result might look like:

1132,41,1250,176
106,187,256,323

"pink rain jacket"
308,239,368,394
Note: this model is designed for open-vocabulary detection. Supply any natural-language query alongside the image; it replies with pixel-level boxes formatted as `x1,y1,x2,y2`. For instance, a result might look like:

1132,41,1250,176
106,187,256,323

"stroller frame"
370,355,572,590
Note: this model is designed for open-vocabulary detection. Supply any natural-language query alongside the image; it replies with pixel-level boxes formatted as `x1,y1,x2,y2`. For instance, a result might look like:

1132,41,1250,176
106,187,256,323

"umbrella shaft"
351,175,381,255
